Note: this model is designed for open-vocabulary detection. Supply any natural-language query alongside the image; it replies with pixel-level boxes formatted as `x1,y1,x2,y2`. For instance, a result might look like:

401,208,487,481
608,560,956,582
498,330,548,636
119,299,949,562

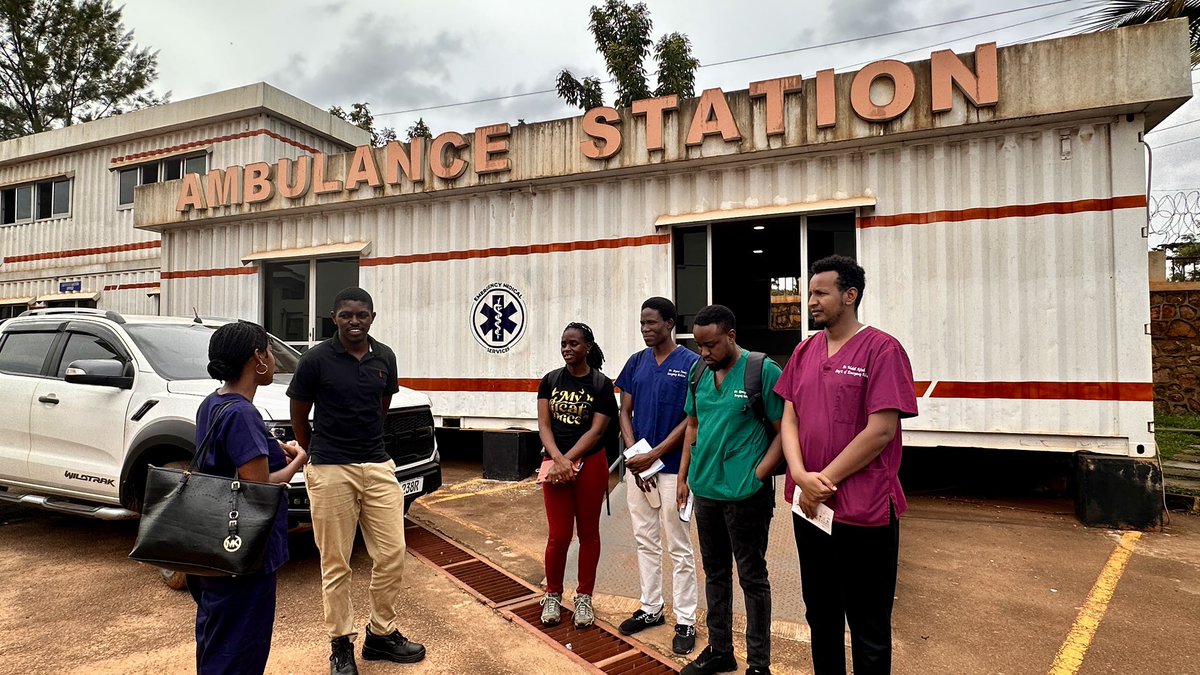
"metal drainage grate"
405,519,679,674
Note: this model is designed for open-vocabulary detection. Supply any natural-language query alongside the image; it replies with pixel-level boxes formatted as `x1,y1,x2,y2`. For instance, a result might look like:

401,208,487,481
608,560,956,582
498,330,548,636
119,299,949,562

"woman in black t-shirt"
536,322,617,629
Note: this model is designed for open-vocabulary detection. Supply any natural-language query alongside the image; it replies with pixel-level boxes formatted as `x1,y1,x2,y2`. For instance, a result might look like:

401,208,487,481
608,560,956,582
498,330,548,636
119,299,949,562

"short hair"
333,286,374,312
640,297,677,323
207,321,268,382
693,304,736,332
810,255,865,309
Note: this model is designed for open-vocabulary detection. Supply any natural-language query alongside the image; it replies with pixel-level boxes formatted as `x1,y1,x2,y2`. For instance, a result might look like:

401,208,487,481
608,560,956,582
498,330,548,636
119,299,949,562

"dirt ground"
0,502,576,675
1,460,1198,674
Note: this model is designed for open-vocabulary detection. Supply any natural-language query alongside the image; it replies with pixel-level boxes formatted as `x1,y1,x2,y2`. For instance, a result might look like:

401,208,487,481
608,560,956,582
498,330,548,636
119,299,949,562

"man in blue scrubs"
615,297,701,655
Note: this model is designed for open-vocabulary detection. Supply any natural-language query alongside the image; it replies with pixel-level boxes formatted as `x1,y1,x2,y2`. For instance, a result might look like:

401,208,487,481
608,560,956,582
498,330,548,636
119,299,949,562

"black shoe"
680,645,737,675
618,608,665,635
672,623,697,655
330,636,359,675
746,668,772,675
363,624,426,664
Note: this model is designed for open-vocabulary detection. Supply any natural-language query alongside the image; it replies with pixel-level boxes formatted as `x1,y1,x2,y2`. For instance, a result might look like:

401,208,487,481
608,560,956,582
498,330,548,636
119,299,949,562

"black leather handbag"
129,402,287,576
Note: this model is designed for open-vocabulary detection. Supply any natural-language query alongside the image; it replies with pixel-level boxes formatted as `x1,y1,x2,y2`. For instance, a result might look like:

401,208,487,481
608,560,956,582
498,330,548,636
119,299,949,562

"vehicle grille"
384,407,435,466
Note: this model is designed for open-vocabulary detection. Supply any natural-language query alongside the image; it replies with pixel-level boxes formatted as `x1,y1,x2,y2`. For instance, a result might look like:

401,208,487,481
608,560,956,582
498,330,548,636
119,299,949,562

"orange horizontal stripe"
928,381,1153,402
4,240,161,264
399,377,541,393
102,282,160,291
161,266,256,280
362,234,670,267
859,195,1147,229
110,129,318,164
399,377,1151,402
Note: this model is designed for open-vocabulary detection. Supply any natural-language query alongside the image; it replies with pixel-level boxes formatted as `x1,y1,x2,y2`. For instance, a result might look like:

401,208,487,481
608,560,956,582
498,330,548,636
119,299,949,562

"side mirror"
64,359,134,389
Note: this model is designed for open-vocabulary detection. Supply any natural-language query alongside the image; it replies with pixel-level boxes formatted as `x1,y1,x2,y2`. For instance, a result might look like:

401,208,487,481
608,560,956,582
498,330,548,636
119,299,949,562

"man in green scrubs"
677,304,783,675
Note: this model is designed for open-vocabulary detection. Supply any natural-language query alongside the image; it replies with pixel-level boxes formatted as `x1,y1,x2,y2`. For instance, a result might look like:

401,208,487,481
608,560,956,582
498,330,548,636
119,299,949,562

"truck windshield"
123,323,300,381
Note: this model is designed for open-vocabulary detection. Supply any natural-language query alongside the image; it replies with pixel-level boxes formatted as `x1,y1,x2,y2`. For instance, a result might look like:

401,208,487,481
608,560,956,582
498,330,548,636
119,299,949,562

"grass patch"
1155,410,1200,461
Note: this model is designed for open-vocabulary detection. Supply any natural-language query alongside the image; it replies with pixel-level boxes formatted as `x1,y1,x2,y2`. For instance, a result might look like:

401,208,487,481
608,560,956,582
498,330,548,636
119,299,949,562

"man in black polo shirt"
289,287,424,675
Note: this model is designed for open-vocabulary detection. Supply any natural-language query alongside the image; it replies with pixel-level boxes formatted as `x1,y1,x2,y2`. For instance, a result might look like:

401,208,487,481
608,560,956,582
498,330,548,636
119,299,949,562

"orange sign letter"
931,42,998,113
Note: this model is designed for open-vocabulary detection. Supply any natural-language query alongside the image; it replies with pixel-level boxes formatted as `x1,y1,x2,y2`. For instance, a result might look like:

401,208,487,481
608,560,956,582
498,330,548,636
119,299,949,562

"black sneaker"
680,645,737,675
745,668,773,675
362,624,426,664
329,636,358,675
618,608,665,635
672,623,697,654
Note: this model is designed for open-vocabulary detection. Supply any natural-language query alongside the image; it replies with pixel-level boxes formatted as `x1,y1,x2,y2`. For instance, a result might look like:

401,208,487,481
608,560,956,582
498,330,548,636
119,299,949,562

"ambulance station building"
10,23,1196,498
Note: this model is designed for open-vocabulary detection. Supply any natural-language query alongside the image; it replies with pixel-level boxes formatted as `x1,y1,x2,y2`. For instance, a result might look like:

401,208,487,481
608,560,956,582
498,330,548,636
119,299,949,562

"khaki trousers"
305,460,407,640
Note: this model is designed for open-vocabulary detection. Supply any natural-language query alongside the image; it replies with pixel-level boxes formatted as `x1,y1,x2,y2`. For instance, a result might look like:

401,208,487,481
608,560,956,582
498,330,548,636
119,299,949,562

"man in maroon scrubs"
774,255,918,675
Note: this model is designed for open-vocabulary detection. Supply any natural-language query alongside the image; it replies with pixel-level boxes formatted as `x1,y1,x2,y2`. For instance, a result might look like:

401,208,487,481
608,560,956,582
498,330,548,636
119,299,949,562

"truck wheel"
159,567,188,591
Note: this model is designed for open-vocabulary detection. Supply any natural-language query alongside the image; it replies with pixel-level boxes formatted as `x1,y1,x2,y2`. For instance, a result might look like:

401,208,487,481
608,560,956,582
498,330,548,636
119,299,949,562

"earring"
255,361,268,375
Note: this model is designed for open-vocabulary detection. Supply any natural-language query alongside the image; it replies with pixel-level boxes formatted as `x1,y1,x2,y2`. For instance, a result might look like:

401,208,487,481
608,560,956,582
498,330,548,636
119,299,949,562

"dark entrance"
673,212,857,366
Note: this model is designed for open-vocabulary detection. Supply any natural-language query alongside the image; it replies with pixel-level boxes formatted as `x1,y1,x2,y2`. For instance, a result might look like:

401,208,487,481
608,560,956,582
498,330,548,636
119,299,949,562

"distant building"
0,83,369,319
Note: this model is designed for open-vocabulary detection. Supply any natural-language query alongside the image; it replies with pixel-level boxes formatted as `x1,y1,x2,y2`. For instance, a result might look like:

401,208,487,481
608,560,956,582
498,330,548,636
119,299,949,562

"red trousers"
542,454,608,595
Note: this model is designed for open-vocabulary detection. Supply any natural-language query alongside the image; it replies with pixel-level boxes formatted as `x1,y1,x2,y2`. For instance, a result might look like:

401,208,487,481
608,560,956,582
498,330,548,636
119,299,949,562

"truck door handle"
37,395,59,405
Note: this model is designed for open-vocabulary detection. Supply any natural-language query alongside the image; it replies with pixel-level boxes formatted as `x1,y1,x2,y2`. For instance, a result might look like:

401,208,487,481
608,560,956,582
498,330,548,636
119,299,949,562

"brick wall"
1150,282,1200,413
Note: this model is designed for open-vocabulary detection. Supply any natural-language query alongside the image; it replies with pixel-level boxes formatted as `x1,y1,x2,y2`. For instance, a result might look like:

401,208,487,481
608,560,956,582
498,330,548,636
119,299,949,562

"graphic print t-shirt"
537,368,618,459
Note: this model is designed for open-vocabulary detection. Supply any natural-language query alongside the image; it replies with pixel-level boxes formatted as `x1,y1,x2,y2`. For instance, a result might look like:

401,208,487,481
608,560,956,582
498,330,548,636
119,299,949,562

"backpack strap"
689,359,709,400
743,351,776,440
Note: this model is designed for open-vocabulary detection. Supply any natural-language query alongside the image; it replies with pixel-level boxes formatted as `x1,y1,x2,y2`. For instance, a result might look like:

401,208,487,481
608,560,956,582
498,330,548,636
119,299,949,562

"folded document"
623,438,665,480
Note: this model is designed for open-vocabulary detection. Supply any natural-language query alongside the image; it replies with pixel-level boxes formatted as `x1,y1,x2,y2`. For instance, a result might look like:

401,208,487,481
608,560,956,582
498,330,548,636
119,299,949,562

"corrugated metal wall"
161,117,1156,453
0,113,353,314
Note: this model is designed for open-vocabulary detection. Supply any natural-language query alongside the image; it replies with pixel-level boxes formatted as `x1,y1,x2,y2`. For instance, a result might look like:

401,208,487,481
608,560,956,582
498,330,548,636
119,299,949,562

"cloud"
825,0,918,41
268,14,465,111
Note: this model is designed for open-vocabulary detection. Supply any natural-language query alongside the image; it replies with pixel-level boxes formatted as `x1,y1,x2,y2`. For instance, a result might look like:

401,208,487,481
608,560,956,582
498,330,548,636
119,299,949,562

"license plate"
399,476,424,496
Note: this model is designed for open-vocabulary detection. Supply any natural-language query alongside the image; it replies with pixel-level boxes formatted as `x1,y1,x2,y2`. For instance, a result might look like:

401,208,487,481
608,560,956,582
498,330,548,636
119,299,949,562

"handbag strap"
187,400,238,475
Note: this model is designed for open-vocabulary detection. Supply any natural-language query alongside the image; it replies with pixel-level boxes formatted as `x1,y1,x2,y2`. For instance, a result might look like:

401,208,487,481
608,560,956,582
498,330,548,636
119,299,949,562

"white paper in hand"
637,458,665,480
791,488,834,535
679,492,695,522
623,439,653,460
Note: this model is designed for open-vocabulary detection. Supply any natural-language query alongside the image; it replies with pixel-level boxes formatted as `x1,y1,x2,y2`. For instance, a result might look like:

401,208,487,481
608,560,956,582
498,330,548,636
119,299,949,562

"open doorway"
672,212,857,367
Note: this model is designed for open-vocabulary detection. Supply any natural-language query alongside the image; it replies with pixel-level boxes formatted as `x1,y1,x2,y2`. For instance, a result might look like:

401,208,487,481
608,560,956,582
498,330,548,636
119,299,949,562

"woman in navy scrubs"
189,321,307,674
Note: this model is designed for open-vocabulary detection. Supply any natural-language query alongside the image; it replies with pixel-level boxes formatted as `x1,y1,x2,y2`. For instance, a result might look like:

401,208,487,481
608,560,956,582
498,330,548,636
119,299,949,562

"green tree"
404,117,431,141
328,101,397,146
1078,1,1200,65
0,0,163,140
556,0,700,110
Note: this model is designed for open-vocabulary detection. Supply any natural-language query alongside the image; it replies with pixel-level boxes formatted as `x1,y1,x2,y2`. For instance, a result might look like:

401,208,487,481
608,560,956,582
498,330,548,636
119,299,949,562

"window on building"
51,180,70,217
263,256,360,351
0,303,27,320
0,331,57,375
1,177,72,225
672,212,858,364
117,153,208,206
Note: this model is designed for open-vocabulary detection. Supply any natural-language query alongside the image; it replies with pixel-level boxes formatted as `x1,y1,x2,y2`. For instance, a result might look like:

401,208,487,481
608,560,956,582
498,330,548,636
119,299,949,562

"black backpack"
689,351,785,475
551,366,621,467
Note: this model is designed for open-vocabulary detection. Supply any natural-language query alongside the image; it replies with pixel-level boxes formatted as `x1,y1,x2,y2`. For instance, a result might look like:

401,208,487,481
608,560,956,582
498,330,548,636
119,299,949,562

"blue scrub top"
195,392,290,574
615,345,700,474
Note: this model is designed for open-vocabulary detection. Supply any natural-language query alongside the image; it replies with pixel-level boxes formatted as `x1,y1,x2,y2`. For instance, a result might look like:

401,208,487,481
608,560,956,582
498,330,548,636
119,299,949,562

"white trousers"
625,471,699,625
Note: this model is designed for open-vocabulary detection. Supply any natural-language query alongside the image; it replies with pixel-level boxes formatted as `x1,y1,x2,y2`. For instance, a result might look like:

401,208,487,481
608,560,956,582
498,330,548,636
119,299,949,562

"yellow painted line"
1047,531,1142,675
423,479,539,505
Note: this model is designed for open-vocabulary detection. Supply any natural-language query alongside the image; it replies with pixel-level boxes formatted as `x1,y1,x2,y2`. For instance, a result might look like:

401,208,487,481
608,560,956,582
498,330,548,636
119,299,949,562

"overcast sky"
117,0,1200,197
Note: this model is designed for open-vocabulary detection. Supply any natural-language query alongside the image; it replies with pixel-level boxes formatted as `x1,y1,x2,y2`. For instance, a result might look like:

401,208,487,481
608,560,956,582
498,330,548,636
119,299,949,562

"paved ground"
1,460,1197,674
415,460,1200,675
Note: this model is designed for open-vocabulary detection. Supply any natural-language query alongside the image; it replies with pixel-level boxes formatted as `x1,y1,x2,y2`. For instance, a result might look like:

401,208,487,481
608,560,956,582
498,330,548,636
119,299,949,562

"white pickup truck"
0,308,441,528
